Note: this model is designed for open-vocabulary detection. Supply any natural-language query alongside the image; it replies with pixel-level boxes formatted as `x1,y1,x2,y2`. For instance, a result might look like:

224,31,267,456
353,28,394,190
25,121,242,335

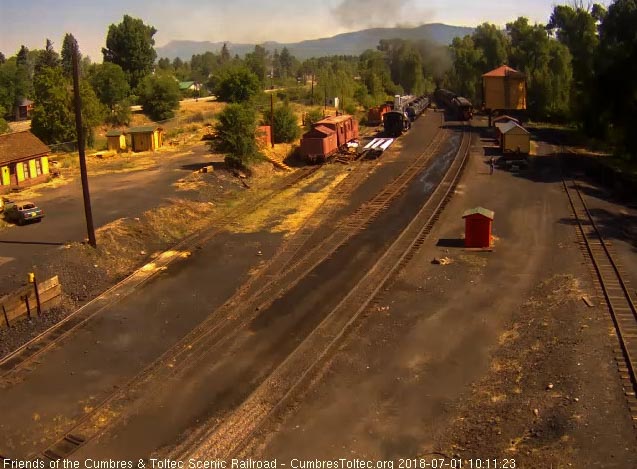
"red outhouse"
463,207,495,248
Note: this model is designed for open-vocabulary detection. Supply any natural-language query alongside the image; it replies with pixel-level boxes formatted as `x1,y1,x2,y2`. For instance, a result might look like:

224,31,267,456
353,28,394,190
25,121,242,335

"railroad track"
176,124,472,460
563,178,637,427
0,165,321,380
5,117,449,461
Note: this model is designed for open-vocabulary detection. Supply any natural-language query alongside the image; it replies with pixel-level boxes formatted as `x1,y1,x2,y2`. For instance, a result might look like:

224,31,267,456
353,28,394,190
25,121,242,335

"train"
299,114,360,163
382,94,430,137
434,89,473,121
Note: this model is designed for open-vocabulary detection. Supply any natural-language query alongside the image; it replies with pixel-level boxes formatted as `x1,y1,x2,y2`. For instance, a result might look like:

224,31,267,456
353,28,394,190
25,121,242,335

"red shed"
463,207,494,249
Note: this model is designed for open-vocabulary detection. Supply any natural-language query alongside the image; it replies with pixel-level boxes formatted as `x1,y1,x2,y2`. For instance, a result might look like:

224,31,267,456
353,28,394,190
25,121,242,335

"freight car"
299,114,359,163
383,111,411,137
434,89,473,121
367,103,392,126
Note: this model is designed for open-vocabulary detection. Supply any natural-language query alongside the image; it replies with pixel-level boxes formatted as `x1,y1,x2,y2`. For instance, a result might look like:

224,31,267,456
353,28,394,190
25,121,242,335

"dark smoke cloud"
331,0,417,28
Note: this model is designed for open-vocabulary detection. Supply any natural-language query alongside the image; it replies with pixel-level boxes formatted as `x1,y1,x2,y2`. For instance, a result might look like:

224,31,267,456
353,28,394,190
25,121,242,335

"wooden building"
0,131,50,192
498,121,530,154
463,207,494,249
15,98,34,121
128,126,164,152
106,130,127,152
482,65,527,112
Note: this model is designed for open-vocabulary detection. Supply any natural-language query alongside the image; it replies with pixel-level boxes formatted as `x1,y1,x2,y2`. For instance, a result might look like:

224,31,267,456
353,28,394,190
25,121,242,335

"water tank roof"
482,65,525,78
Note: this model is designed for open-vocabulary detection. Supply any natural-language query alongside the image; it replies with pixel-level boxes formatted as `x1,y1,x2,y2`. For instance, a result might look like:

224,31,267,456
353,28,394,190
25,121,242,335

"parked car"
3,201,44,225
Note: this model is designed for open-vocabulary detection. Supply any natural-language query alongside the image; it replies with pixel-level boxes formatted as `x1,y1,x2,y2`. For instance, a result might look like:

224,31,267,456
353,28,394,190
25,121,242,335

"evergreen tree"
61,33,79,77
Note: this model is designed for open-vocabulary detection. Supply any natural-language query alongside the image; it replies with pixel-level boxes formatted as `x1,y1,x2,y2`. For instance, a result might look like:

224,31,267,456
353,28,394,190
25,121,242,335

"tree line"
446,0,637,160
1,1,635,161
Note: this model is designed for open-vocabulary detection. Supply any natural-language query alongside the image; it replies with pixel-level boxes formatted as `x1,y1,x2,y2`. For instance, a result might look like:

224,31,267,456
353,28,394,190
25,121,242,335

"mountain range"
156,23,474,60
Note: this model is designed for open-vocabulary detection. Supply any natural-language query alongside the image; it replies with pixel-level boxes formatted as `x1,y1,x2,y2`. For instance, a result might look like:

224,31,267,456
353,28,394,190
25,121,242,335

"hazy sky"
0,0,563,61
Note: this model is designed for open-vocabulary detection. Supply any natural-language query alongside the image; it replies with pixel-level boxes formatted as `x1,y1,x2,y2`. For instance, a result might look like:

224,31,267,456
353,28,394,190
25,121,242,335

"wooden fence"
0,276,62,329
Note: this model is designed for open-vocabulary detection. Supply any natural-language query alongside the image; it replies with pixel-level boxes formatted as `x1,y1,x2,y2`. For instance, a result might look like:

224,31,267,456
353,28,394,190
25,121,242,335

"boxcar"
299,114,359,163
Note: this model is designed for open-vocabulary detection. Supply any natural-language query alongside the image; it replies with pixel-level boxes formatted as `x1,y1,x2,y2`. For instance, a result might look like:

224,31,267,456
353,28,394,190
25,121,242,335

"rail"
178,125,473,459
4,118,451,461
562,178,637,420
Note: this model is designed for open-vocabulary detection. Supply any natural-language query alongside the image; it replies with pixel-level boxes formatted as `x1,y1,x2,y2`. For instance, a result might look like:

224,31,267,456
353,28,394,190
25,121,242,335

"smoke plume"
331,0,418,28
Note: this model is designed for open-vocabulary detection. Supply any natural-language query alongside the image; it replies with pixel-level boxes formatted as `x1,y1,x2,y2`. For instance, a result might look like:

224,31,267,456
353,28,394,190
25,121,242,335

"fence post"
2,304,9,328
32,275,42,317
23,295,31,320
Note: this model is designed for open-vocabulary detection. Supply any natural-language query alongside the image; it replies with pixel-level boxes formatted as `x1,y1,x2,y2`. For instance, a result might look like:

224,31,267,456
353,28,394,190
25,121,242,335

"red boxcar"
299,125,339,163
299,114,359,163
367,104,392,126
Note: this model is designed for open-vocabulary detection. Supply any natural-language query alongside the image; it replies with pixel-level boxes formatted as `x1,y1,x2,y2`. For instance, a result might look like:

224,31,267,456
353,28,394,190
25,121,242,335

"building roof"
482,65,525,78
497,121,529,135
179,81,195,90
106,130,125,137
0,131,50,165
16,97,34,107
463,207,495,220
128,126,162,134
493,115,520,124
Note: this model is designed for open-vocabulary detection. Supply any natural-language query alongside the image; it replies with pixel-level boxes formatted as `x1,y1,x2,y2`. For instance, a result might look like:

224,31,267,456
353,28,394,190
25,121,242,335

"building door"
9,164,18,187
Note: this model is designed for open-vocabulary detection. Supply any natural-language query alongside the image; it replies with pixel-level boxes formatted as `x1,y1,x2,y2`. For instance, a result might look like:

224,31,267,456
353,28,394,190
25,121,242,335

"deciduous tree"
102,15,157,89
137,73,180,121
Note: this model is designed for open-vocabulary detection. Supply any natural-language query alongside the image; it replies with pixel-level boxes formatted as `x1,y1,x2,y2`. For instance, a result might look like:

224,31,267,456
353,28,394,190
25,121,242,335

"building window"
22,162,30,179
35,159,42,176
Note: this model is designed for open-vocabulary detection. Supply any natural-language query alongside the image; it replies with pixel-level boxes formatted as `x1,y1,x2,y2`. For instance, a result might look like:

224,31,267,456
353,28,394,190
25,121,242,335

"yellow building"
498,121,531,154
106,130,127,152
128,126,164,152
482,65,527,111
0,131,50,192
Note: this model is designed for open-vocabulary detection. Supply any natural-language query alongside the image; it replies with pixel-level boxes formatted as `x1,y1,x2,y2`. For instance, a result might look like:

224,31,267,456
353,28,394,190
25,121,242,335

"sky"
0,0,563,61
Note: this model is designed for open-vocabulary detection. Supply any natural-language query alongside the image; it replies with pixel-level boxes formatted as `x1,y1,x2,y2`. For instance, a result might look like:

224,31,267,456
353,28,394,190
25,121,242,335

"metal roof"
497,121,529,135
463,207,495,220
179,81,195,90
0,130,50,165
482,65,525,78
127,126,162,134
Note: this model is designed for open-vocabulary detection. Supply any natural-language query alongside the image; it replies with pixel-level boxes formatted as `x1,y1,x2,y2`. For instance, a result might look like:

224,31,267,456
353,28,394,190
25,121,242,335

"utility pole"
270,92,275,148
71,38,96,248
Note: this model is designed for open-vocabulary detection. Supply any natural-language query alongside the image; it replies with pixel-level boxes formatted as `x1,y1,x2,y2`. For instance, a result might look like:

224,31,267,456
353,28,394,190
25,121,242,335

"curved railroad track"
563,178,637,426
9,118,450,461
173,124,473,460
0,165,321,379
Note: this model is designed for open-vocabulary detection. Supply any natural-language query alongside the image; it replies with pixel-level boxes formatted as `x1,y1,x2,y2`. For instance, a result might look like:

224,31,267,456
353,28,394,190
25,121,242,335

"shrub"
214,103,261,166
270,105,301,143
304,107,324,130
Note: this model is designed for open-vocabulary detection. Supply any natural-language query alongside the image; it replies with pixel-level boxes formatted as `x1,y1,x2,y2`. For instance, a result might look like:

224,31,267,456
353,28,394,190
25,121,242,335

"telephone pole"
71,39,96,248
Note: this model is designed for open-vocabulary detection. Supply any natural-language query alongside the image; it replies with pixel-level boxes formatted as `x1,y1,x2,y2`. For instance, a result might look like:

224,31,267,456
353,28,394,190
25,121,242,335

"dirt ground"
246,120,637,468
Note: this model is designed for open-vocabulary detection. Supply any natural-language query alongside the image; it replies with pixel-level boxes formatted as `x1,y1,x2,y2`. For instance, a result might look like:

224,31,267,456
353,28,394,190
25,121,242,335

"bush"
137,74,181,121
106,99,132,126
214,103,262,166
269,105,301,143
304,108,324,130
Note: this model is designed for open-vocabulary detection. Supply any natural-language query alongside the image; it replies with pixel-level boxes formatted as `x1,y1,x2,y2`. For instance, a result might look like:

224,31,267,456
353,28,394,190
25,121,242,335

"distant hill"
156,23,474,60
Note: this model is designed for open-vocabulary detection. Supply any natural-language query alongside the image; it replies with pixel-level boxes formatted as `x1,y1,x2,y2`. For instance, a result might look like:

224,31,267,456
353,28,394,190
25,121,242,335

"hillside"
156,23,474,60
